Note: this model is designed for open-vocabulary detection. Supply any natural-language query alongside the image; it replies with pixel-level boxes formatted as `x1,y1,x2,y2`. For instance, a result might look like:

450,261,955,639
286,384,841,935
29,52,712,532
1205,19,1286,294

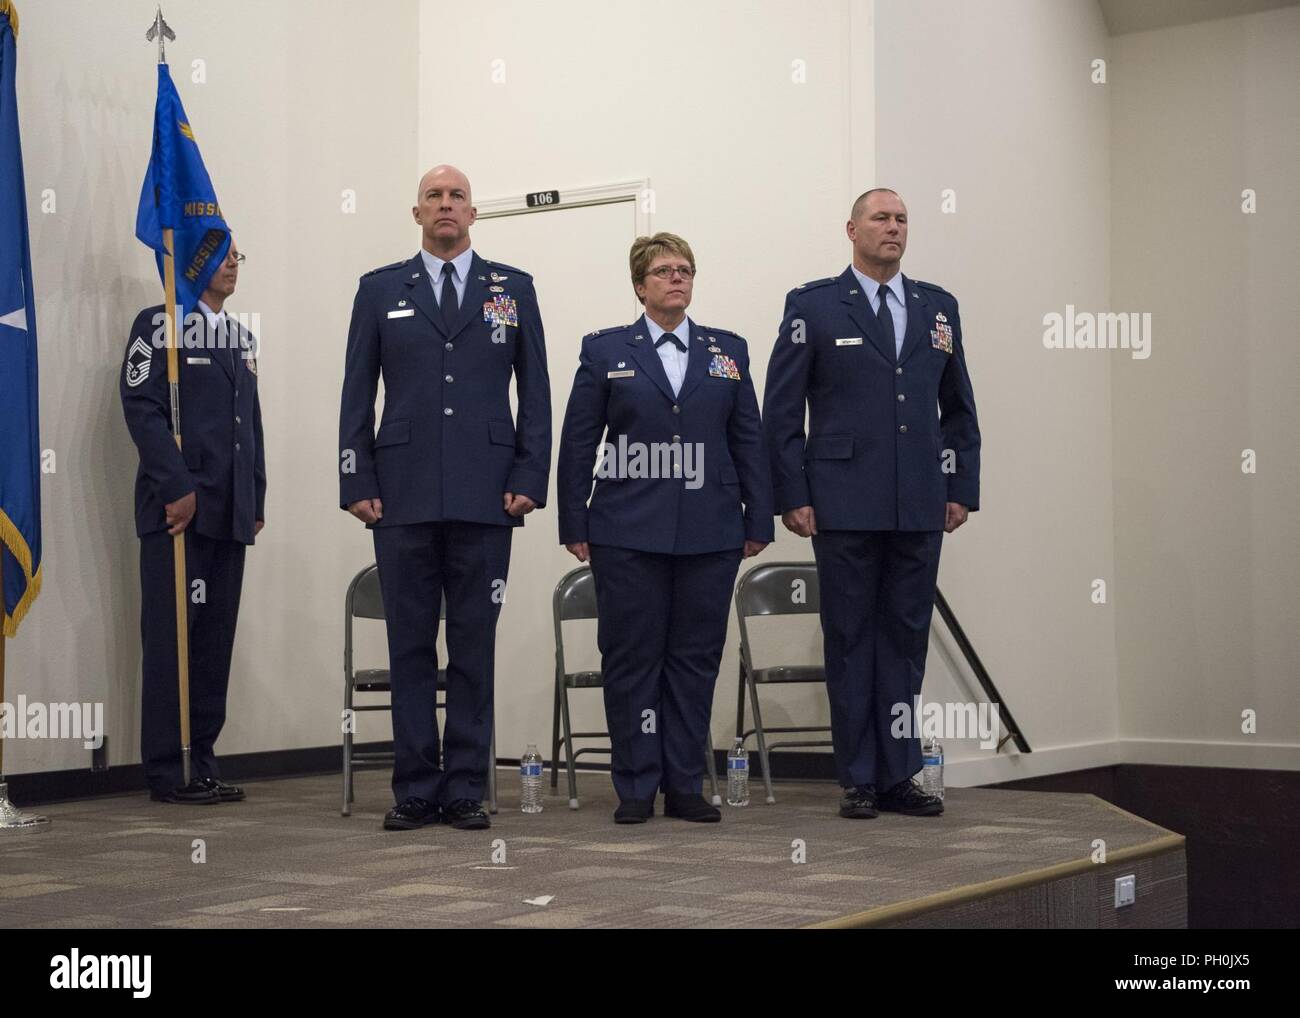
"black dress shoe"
442,799,490,830
150,779,220,805
877,779,943,816
383,796,441,830
195,777,245,802
838,784,878,819
613,799,654,824
663,791,721,823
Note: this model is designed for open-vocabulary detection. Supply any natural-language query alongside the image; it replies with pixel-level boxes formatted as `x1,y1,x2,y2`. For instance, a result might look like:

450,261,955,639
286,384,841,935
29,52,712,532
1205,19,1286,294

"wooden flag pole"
162,228,192,788
150,4,190,788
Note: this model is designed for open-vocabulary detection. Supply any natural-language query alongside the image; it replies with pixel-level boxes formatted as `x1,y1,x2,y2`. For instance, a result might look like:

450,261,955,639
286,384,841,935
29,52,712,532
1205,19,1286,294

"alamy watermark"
890,694,1000,750
1042,304,1151,360
596,434,705,490
149,308,261,358
0,697,104,749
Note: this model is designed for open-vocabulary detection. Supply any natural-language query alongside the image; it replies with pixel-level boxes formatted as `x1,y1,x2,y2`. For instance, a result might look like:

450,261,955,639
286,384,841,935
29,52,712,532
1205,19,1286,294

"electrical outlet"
91,737,108,773
1114,874,1136,908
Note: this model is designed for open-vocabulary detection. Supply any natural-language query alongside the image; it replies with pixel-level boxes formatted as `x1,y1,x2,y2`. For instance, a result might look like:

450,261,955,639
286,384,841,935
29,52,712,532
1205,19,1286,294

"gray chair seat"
563,669,603,689
353,668,391,692
752,664,826,684
353,668,451,692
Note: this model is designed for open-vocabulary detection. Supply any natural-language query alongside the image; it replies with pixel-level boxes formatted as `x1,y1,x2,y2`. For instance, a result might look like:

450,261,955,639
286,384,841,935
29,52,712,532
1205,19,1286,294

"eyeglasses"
227,251,246,265
647,265,695,280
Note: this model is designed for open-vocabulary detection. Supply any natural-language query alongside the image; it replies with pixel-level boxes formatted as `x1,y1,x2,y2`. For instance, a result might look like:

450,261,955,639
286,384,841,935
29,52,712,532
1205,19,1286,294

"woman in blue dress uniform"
557,233,774,823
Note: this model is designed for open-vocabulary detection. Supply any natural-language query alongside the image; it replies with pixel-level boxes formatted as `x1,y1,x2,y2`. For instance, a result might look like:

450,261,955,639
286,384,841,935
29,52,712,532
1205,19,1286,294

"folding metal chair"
342,563,497,816
734,561,831,804
550,564,720,809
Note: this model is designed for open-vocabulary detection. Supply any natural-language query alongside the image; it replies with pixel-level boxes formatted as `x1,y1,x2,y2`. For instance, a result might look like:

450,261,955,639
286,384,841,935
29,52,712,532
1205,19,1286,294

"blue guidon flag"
135,61,229,314
0,0,42,636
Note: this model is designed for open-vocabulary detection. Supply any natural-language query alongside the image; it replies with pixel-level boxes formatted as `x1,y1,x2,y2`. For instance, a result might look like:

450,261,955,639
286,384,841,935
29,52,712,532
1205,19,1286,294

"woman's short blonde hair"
629,232,695,303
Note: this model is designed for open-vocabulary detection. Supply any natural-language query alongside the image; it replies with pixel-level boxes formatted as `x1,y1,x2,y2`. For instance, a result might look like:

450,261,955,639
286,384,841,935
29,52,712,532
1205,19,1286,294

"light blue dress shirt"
851,266,907,358
420,246,474,310
642,313,690,397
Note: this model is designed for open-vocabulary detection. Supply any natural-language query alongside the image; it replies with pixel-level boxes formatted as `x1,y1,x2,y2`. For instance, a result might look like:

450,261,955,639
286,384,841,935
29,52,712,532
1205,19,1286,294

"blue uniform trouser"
372,521,513,806
140,530,246,795
811,529,943,791
588,544,742,803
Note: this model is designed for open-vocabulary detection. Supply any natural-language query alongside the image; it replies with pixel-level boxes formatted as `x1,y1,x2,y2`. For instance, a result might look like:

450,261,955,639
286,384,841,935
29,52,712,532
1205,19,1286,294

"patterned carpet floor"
0,769,1178,928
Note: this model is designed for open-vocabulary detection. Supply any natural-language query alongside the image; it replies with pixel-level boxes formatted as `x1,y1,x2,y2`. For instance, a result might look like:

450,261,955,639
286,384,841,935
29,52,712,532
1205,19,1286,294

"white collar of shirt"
850,266,905,311
643,313,690,347
197,300,227,330
420,246,474,286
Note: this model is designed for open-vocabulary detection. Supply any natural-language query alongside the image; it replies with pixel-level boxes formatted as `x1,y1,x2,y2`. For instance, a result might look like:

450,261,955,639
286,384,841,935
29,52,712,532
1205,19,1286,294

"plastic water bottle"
520,744,543,813
727,739,750,806
921,736,944,800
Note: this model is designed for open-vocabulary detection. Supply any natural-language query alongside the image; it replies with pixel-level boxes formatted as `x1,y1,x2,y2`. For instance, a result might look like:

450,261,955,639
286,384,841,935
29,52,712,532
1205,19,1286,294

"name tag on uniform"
835,337,863,346
387,308,415,319
186,356,211,364
607,369,635,379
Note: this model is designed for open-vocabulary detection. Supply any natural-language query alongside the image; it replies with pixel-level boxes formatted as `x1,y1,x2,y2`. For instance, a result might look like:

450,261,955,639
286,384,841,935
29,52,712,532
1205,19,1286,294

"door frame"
475,178,653,236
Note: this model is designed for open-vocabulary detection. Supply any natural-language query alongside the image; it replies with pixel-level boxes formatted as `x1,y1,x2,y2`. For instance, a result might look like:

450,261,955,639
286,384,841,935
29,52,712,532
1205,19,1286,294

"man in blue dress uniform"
338,164,551,831
762,189,981,819
120,242,265,805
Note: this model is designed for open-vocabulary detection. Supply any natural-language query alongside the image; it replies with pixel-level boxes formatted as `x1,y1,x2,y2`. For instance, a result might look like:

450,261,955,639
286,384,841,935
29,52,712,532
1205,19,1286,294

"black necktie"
218,317,235,375
439,263,457,328
655,332,685,351
876,288,896,359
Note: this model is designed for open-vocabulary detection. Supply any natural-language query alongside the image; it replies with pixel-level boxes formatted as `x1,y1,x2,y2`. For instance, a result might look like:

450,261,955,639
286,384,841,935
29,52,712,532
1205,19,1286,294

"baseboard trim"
5,741,399,805
9,738,1299,808
1118,738,1300,770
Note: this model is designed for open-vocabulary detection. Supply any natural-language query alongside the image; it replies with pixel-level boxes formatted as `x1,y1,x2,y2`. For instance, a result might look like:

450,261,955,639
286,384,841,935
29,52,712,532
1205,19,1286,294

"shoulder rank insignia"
125,336,152,388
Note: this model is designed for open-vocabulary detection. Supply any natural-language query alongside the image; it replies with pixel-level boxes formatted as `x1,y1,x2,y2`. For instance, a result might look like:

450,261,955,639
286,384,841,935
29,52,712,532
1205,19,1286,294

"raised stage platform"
0,770,1186,929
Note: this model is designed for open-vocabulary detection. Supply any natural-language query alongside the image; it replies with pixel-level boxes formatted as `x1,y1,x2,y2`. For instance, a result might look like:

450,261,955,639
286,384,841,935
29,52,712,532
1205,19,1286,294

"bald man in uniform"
338,165,551,831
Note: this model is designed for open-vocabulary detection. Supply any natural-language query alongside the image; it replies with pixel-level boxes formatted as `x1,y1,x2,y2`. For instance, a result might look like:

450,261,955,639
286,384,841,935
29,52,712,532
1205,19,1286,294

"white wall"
871,0,1117,781
1110,6,1300,769
9,0,420,774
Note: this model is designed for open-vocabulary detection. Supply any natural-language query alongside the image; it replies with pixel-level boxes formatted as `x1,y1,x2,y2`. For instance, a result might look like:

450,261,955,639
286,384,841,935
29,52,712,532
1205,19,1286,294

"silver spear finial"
145,5,175,64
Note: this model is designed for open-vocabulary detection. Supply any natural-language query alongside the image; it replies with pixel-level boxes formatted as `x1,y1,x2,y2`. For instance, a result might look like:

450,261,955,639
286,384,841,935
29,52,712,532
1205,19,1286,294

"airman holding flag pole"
0,0,49,830
123,7,265,805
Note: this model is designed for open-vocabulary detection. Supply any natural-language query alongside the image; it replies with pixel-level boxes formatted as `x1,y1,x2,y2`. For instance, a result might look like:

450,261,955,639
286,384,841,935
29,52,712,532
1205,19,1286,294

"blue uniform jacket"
762,268,980,531
338,252,551,528
557,315,775,555
120,304,266,545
